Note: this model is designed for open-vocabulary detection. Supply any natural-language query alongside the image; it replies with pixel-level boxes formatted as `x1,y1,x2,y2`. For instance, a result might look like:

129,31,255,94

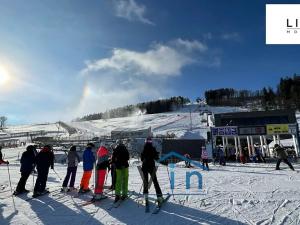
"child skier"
141,137,163,205
14,145,36,195
112,140,129,203
79,143,96,193
93,142,110,200
201,146,209,170
33,145,54,197
62,146,80,192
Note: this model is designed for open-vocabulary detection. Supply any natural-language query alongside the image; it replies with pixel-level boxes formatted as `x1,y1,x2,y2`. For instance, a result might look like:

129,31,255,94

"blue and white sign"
211,126,238,136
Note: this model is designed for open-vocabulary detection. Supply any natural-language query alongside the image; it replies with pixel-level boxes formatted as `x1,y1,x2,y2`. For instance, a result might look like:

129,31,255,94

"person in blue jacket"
14,145,36,195
79,143,96,193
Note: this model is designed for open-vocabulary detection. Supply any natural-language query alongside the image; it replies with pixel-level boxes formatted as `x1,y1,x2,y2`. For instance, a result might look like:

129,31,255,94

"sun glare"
0,65,10,85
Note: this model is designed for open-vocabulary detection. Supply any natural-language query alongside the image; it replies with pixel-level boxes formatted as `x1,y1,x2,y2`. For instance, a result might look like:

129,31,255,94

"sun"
0,66,10,85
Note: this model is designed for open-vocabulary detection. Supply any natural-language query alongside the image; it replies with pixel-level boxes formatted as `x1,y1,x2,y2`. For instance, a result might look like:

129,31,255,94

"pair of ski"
24,187,63,201
25,190,51,201
145,193,171,214
80,189,114,206
13,190,30,196
107,191,134,210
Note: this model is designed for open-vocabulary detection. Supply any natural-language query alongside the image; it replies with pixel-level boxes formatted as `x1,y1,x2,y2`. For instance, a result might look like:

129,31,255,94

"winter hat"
42,145,51,152
145,137,152,144
87,143,95,148
274,144,279,148
26,145,35,153
70,146,76,152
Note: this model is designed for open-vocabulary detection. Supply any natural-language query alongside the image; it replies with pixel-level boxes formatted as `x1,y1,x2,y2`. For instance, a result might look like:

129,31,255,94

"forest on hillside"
204,75,300,111
75,96,190,121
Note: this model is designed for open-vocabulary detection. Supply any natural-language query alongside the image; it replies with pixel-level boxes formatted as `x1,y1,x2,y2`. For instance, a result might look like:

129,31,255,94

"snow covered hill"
4,104,247,140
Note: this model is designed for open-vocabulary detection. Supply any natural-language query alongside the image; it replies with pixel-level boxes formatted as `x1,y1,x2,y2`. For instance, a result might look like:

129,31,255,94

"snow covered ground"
1,146,300,225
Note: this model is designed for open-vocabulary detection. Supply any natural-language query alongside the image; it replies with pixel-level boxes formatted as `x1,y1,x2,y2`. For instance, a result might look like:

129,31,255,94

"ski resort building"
212,110,300,158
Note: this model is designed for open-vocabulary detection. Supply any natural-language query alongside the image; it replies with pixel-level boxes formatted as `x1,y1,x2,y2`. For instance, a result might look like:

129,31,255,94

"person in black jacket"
112,140,129,202
274,144,294,171
141,137,163,205
33,145,54,196
14,145,36,195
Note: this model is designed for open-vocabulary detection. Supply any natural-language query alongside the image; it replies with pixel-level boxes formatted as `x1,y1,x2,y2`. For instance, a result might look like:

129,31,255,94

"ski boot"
114,195,121,203
157,196,164,207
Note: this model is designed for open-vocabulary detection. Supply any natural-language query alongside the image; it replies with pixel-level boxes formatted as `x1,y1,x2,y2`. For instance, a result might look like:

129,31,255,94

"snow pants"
94,169,106,194
62,166,77,188
142,166,162,198
202,159,209,170
16,171,31,192
115,168,128,197
240,155,246,164
80,170,92,190
219,156,226,166
276,159,294,170
34,167,49,193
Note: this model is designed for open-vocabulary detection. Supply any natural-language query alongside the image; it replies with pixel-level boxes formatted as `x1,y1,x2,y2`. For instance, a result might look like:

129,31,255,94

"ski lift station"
211,110,300,157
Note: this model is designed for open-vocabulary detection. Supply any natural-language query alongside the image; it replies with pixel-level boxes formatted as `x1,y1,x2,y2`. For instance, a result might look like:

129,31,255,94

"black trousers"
62,166,77,188
202,159,209,170
34,168,49,193
16,171,31,192
276,159,294,170
142,166,162,197
257,154,266,163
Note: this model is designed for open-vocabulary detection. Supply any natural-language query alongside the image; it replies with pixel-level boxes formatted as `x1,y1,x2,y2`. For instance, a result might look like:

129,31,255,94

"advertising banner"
211,126,238,136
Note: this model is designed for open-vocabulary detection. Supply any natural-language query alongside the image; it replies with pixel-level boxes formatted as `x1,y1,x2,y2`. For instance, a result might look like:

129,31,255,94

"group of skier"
60,137,164,205
0,137,165,206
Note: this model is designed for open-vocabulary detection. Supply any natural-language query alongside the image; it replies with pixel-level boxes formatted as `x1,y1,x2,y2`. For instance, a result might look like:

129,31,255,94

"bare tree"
0,116,7,130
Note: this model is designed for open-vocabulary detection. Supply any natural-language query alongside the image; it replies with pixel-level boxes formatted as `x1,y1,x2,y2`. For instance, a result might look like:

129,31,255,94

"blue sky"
0,0,300,124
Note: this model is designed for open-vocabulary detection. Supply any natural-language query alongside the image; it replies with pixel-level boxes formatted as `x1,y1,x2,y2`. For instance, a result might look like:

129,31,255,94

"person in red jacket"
93,142,110,200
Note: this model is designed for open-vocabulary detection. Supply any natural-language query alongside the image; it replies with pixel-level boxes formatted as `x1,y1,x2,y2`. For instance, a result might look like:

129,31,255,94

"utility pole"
189,108,193,130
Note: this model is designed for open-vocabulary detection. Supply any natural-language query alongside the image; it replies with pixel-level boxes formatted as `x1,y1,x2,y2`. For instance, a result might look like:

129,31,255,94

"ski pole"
7,164,16,211
166,163,175,201
32,168,35,191
53,169,62,180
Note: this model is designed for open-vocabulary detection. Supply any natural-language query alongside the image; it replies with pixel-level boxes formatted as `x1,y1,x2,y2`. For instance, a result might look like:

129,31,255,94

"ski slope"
1,146,300,225
4,104,247,139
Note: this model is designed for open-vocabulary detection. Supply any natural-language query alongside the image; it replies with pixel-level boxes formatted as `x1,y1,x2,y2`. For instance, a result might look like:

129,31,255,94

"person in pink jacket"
201,146,209,171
